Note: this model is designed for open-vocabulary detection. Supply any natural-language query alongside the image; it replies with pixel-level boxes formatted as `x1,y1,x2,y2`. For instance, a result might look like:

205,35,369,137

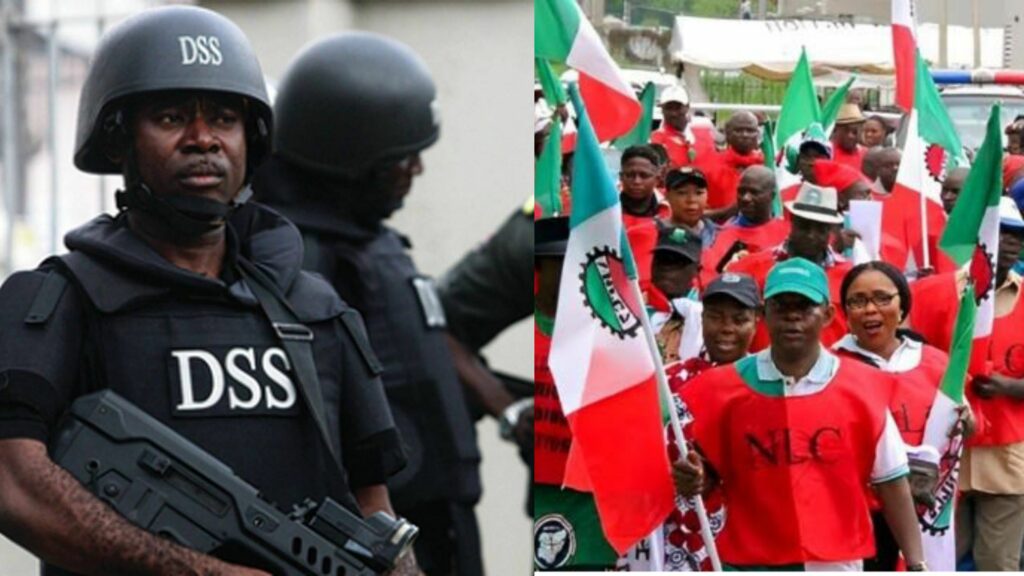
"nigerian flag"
940,103,1001,347
536,0,640,142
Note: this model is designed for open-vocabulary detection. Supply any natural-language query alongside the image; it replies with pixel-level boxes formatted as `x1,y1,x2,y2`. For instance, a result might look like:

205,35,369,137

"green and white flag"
917,283,975,570
535,117,565,217
940,103,1001,345
774,47,821,191
761,119,783,218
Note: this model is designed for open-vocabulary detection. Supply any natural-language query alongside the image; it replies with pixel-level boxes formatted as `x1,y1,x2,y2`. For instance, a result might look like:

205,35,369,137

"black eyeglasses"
844,292,899,310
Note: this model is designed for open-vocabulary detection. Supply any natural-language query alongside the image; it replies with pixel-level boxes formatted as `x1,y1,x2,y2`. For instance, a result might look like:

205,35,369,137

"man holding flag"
955,198,1024,571
547,75,705,567
899,103,1024,571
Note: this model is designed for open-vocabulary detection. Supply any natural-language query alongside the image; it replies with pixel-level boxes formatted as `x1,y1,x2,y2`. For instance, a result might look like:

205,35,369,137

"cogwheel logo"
1005,344,1024,378
918,429,964,537
969,243,995,305
579,246,644,339
925,143,947,183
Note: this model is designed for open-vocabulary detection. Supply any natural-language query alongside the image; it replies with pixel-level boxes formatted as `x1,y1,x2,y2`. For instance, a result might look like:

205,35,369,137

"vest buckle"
273,322,314,342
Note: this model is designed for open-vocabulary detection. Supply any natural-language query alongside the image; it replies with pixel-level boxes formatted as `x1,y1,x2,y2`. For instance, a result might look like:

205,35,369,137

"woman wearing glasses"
832,261,972,571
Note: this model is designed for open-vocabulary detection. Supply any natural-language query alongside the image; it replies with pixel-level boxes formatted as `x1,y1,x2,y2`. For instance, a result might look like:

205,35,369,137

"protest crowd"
535,0,1024,571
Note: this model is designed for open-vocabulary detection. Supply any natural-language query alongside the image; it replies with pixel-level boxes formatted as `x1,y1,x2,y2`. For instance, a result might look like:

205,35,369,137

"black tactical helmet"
273,32,440,178
74,5,272,174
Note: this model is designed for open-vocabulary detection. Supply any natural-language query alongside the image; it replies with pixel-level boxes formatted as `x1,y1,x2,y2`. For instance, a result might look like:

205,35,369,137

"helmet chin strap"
115,183,251,243
114,136,251,243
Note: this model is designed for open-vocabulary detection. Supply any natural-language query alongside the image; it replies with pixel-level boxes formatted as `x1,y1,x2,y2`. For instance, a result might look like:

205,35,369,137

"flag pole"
627,279,723,571
920,162,931,270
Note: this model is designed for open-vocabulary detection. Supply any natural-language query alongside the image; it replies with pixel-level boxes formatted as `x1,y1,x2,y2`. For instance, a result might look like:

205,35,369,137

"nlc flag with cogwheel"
549,85,676,554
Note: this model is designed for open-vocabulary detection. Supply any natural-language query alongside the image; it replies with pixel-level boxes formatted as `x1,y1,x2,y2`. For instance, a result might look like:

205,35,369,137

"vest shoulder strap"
24,268,69,325
339,309,383,376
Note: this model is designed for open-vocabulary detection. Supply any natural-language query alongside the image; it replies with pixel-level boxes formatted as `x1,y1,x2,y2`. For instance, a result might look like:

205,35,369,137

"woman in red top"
833,261,971,572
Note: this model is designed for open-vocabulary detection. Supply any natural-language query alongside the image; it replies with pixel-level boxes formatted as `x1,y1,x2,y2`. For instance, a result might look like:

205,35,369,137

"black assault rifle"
49,390,417,576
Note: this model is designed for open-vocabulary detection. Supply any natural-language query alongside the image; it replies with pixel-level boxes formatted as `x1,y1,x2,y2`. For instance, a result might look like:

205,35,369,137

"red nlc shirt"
534,319,573,485
726,249,851,352
698,219,791,290
974,286,1024,446
679,357,890,565
834,344,947,447
703,147,766,210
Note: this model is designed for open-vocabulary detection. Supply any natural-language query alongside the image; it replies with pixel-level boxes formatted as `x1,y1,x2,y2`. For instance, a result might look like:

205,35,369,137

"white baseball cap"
659,85,690,106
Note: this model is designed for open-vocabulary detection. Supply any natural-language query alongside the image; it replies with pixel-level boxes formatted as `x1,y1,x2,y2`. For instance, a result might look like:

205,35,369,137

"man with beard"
253,33,480,575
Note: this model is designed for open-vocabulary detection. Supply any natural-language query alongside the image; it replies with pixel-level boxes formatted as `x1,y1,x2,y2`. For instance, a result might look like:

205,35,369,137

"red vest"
650,124,716,169
834,344,947,447
680,357,889,565
698,219,791,290
726,250,851,352
535,322,573,485
907,272,959,354
623,203,670,298
703,148,767,210
831,144,866,174
973,288,1024,446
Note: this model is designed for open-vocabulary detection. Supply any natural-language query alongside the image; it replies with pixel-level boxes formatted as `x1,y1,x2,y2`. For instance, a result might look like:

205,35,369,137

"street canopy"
669,16,1004,82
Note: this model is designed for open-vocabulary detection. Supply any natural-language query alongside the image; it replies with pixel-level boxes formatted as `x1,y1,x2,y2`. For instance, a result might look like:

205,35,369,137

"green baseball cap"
764,257,830,304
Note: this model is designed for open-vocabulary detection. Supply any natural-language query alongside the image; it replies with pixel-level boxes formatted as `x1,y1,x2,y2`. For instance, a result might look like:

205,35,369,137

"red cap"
1004,155,1024,189
812,159,867,191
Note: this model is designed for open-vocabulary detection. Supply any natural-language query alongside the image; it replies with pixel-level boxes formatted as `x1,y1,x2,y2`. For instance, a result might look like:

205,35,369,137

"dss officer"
253,33,482,576
0,7,410,575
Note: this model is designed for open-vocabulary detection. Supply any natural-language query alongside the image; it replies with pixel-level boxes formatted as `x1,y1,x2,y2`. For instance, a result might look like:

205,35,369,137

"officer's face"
130,92,248,205
370,153,424,219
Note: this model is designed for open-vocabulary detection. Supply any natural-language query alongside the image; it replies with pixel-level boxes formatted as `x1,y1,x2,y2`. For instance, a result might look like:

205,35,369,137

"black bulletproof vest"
40,251,357,576
305,229,482,510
